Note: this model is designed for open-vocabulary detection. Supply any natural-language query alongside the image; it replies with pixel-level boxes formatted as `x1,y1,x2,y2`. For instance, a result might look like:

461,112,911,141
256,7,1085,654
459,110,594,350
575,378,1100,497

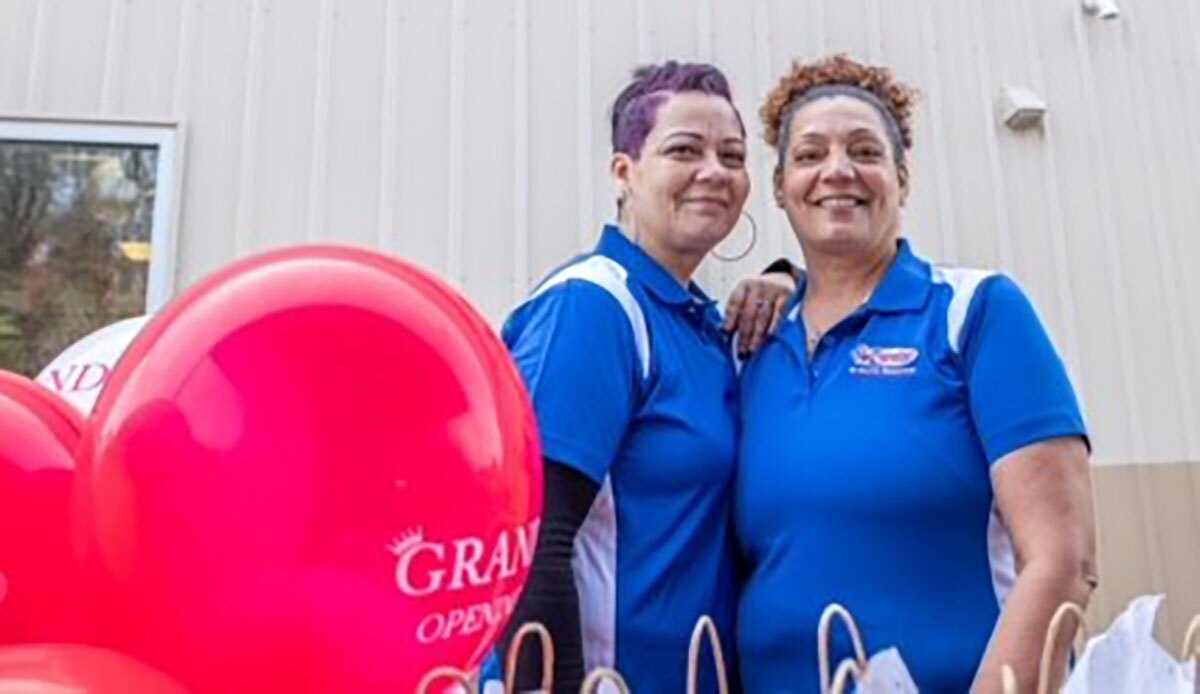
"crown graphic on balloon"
388,528,425,557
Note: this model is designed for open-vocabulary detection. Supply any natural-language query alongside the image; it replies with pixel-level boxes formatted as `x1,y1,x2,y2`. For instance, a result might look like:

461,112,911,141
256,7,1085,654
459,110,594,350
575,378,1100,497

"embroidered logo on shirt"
849,343,920,377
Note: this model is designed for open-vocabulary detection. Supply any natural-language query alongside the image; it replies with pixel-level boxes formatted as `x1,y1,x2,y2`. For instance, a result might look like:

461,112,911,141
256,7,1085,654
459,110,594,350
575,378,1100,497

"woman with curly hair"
735,55,1097,692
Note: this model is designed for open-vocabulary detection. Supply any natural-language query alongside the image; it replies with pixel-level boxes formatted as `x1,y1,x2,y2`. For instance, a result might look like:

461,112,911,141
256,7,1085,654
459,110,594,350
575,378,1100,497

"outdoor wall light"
1082,0,1120,20
996,86,1048,131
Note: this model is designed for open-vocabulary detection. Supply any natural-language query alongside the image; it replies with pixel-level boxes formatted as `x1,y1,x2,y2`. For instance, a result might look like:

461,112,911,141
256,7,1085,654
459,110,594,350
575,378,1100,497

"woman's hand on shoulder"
724,271,796,357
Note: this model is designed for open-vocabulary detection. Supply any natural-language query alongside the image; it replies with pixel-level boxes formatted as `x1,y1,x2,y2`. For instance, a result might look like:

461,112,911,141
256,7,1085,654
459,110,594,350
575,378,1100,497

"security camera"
1082,0,1120,20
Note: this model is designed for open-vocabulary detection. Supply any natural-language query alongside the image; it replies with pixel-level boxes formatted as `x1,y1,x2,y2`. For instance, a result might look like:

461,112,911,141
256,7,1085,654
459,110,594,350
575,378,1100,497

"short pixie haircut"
760,54,919,168
610,61,745,159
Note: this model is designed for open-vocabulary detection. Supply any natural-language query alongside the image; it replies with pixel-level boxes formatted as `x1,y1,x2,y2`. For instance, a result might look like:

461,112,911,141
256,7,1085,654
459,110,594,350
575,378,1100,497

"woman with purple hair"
492,61,790,691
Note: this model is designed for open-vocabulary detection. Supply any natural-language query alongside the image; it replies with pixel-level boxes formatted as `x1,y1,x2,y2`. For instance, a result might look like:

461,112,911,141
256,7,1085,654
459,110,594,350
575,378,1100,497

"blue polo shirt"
736,239,1087,692
499,225,739,692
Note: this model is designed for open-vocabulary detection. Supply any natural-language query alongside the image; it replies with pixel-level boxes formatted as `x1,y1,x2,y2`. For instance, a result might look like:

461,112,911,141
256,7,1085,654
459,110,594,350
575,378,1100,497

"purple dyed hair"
610,61,744,159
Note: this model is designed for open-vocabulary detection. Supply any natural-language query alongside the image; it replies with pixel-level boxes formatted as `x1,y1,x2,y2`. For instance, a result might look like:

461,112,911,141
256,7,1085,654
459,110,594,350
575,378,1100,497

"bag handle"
505,621,555,693
1182,614,1200,661
818,603,868,694
687,615,729,694
417,666,478,694
1036,602,1090,694
829,657,864,694
580,667,630,694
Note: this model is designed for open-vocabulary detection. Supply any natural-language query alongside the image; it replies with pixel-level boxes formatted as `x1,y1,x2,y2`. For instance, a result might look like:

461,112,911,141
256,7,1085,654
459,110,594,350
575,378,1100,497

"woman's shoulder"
504,253,652,377
925,262,1045,354
531,254,642,306
928,266,1057,368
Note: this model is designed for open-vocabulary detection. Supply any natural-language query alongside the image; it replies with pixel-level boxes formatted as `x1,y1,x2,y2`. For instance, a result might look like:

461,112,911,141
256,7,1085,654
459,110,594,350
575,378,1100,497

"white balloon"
36,315,151,415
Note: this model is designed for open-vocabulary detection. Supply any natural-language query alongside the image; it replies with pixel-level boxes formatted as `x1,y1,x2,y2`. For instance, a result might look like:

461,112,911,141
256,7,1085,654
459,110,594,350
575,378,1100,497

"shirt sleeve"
958,274,1089,465
496,459,598,692
502,280,642,483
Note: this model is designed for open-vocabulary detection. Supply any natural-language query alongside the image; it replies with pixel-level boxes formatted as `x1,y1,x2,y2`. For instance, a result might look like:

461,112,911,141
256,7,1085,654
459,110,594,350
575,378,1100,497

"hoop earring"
711,211,758,262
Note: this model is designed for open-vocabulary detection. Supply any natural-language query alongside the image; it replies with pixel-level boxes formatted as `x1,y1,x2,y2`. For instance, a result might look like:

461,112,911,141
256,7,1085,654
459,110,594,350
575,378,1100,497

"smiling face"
611,91,750,271
774,96,908,258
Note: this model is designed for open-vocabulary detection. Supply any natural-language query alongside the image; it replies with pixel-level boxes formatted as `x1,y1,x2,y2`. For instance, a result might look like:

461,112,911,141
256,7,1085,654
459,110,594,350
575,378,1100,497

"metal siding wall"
0,3,37,106
1,0,1198,650
393,0,452,276
525,0,580,295
323,0,387,251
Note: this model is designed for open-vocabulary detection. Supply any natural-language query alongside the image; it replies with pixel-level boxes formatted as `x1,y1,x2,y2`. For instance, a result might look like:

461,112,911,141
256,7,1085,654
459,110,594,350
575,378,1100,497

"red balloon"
73,246,542,693
0,371,88,644
0,643,186,693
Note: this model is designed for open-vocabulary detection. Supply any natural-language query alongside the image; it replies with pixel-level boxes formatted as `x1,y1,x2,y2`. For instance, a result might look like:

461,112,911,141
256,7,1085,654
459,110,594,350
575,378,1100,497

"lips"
683,197,729,209
812,195,867,209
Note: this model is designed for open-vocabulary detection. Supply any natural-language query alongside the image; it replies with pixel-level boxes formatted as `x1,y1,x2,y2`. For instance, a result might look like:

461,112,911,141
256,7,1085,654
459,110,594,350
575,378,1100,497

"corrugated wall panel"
460,0,517,320
252,0,323,251
511,0,530,304
177,0,255,280
906,0,962,262
111,0,183,118
0,2,38,109
2,0,1198,651
30,0,111,113
1090,13,1182,465
985,0,1085,389
444,0,465,285
1038,3,1137,465
230,0,267,258
390,0,451,274
526,0,581,288
576,0,605,256
321,0,387,251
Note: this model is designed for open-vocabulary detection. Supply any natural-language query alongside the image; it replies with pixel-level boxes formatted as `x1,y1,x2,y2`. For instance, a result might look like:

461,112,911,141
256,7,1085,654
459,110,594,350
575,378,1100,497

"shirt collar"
866,238,932,312
788,237,931,317
596,224,713,308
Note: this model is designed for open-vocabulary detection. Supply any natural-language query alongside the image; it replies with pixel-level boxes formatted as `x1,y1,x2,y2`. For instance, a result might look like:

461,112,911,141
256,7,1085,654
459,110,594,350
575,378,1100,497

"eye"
793,149,823,165
720,150,747,168
665,143,702,158
850,143,886,161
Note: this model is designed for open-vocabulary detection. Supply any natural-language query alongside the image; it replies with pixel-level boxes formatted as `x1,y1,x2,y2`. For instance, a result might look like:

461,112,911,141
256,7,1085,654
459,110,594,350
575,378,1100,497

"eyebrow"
797,127,885,141
661,130,746,145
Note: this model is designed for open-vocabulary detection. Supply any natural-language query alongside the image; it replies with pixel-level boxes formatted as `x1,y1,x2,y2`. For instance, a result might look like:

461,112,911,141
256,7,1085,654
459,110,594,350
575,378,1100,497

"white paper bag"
1062,595,1196,693
820,603,918,694
855,647,919,693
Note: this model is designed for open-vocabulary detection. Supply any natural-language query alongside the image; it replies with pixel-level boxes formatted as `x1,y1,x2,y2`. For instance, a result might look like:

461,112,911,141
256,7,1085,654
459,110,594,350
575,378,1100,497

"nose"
696,150,734,184
819,148,856,182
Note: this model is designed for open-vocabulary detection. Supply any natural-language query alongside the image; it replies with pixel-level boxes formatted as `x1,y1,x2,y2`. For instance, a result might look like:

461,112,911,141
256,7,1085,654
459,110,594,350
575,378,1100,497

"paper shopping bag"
819,603,917,694
687,615,730,694
1062,595,1195,693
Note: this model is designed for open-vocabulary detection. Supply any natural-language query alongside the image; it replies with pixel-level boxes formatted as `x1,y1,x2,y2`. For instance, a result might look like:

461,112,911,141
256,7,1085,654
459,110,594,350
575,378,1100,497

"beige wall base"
1088,461,1200,652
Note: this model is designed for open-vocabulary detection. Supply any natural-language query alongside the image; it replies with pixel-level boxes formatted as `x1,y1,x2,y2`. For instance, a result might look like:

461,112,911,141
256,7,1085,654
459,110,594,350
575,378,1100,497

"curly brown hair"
760,54,919,153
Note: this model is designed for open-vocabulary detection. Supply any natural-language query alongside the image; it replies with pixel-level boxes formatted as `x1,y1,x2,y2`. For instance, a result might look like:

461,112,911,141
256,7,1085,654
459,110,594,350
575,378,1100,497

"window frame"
0,116,180,311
